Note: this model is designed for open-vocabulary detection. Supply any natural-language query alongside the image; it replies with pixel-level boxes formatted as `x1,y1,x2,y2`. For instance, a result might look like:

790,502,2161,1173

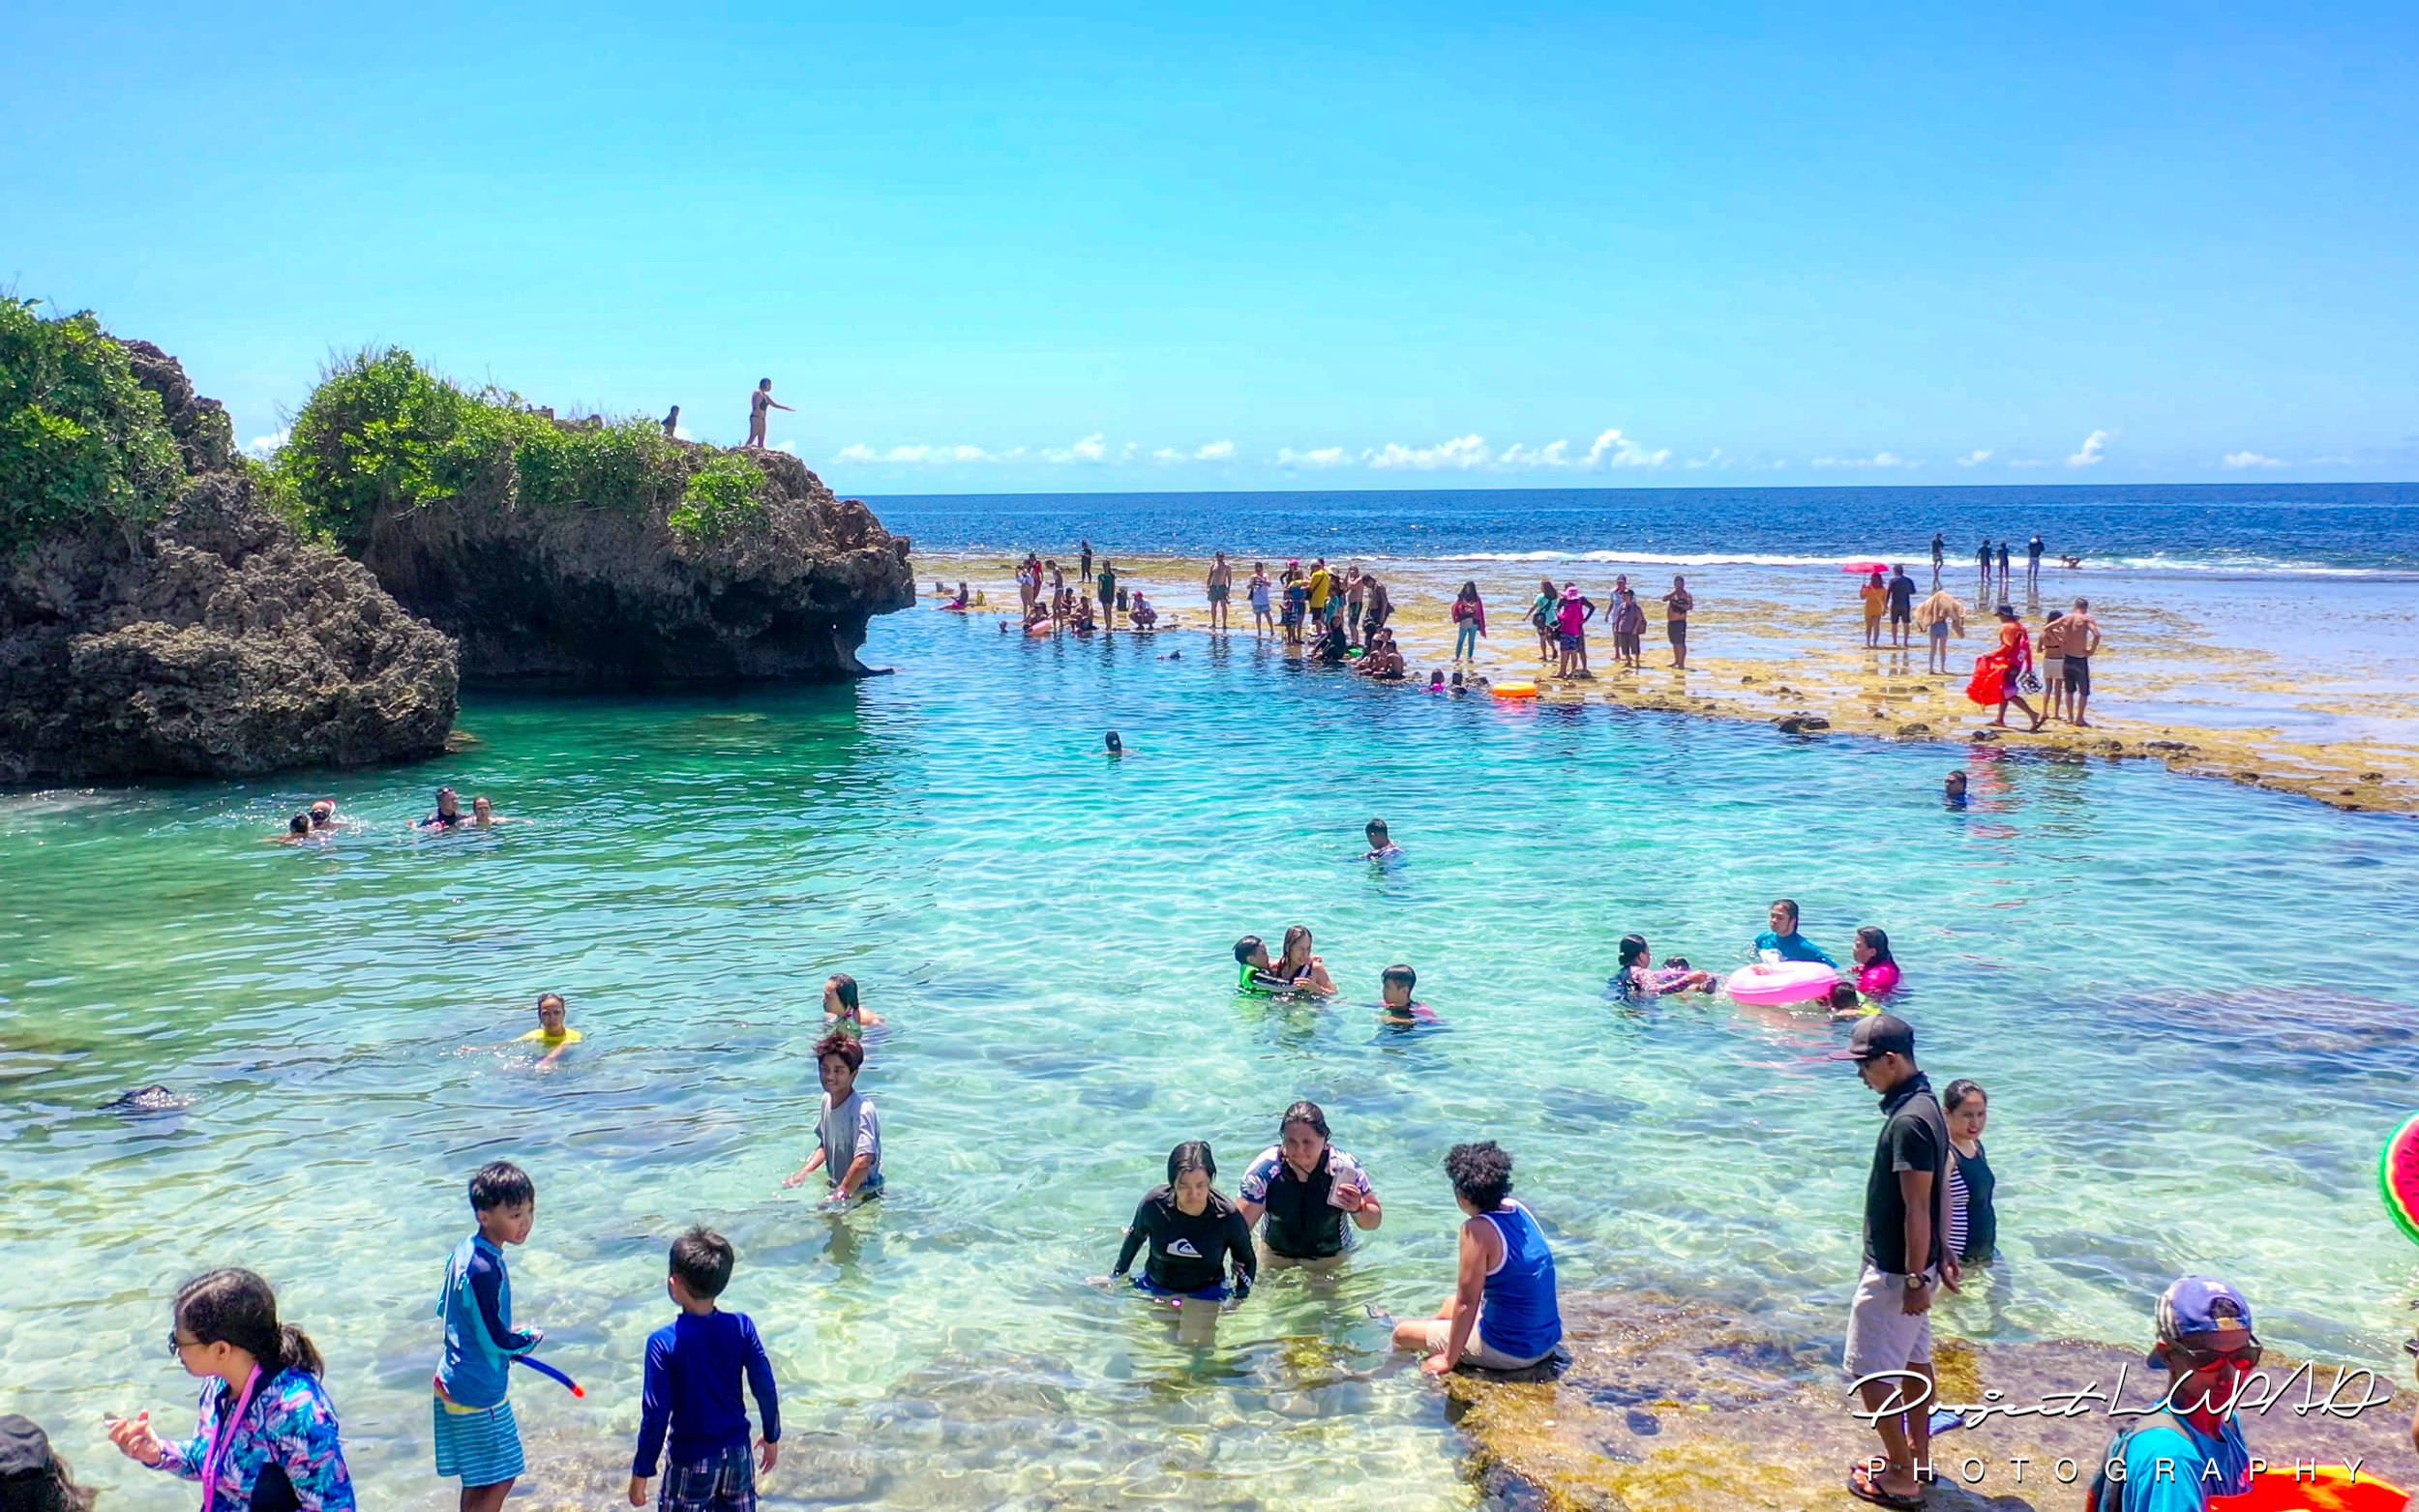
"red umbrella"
1841,560,1890,574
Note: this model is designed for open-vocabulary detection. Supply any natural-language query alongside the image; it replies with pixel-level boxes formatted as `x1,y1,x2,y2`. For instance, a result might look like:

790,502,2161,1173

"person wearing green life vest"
1233,936,1294,995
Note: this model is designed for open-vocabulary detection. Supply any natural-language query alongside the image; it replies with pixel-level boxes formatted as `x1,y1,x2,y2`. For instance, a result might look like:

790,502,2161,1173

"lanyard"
199,1367,262,1512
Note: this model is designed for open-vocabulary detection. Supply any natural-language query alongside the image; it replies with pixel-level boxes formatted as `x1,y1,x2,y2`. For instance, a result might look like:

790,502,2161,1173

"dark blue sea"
868,482,2419,577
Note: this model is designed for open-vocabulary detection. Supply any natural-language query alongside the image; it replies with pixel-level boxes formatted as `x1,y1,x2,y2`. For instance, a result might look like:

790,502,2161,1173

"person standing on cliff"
745,380,792,450
661,405,680,440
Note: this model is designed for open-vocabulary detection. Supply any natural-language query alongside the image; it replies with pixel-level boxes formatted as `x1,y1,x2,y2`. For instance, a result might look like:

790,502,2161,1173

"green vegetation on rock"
274,347,764,547
0,299,185,554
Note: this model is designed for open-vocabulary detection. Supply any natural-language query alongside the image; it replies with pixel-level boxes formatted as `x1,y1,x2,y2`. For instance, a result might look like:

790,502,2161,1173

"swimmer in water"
1273,925,1338,996
1378,964,1438,1025
518,992,582,1071
274,814,314,844
1233,934,1296,994
417,786,465,830
469,795,523,828
1363,818,1404,863
1944,771,1969,807
1104,730,1123,757
1824,981,1871,1020
823,972,884,1031
308,798,341,830
1614,934,1715,996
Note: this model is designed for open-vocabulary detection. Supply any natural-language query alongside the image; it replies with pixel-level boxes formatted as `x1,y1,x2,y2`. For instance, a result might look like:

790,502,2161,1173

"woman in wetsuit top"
1111,1141,1257,1301
1238,1101,1382,1267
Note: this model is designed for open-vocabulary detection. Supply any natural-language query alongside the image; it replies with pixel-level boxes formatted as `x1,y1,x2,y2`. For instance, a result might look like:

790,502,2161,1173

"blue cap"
2150,1276,2254,1367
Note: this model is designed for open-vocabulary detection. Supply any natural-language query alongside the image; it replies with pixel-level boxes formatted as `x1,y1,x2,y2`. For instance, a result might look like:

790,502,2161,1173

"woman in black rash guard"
1110,1141,1257,1302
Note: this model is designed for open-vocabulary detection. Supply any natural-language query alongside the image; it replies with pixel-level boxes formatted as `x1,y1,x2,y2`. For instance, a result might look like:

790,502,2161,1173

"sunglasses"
2169,1339,2262,1372
166,1331,201,1358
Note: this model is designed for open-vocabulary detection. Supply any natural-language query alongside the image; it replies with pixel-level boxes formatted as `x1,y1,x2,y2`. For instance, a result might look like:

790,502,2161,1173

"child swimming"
1378,964,1438,1025
516,993,582,1071
1614,935,1715,996
1363,818,1404,863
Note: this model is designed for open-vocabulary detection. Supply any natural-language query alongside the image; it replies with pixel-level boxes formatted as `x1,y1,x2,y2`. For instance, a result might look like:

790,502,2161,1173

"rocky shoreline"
1448,1290,2415,1512
0,339,458,783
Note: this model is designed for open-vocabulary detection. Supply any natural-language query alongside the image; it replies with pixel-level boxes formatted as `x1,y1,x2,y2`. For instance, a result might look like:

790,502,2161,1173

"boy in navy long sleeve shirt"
628,1228,779,1511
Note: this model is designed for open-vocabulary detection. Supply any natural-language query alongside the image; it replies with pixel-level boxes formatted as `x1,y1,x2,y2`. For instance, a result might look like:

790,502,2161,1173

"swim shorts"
1890,609,1911,625
1133,1275,1230,1302
1210,585,1230,603
2042,660,2066,687
2064,656,2092,696
1667,621,1687,643
1558,632,1581,650
1841,1265,1935,1379
1928,621,1950,641
658,1442,757,1512
1419,1314,1556,1371
433,1396,523,1488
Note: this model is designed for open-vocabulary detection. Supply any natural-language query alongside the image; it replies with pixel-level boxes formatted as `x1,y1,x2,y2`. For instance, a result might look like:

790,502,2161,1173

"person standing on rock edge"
1835,1014,1955,1512
661,405,680,440
1886,565,1917,649
1929,532,1945,582
1207,551,1233,632
2026,533,2045,589
744,379,791,450
2063,596,2104,727
1079,541,1093,585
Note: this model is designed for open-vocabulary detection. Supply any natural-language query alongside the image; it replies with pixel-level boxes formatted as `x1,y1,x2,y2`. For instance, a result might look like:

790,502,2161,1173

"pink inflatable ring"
1724,961,1838,1007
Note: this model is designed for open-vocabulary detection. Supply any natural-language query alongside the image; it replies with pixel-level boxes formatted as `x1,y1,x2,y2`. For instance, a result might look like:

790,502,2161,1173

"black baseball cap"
1832,1013,1915,1062
0,1413,55,1480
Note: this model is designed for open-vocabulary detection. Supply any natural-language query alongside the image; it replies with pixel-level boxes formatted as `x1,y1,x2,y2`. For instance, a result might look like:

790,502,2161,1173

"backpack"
2084,1409,2185,1512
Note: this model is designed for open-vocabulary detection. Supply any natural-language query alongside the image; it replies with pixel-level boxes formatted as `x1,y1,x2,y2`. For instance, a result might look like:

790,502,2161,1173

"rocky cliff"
356,444,914,685
0,334,458,783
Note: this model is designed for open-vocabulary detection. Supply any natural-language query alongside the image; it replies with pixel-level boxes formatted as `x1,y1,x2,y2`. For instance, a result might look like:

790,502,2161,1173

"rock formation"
354,445,914,685
0,344,458,784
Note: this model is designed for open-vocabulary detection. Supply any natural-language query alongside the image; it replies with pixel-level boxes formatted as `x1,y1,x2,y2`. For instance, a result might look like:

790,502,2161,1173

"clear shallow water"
6,608,2419,1509
870,483,2419,577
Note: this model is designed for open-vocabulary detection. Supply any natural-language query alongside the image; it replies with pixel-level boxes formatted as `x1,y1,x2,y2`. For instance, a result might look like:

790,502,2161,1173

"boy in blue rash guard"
434,1161,544,1512
1753,898,1837,967
629,1228,780,1512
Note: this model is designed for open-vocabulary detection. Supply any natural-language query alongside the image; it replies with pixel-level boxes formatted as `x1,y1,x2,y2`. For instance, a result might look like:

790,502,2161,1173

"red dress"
1965,623,2030,706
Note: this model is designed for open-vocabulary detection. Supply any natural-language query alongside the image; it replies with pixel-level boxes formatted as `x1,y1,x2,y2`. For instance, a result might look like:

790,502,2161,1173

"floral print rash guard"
156,1367,356,1510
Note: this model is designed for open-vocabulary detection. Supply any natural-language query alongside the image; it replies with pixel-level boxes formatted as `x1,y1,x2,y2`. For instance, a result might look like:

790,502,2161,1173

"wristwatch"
1903,1273,1929,1290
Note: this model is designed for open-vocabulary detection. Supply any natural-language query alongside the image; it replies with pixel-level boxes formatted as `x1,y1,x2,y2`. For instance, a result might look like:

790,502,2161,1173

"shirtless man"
1207,551,1233,631
2061,597,2105,726
745,379,792,449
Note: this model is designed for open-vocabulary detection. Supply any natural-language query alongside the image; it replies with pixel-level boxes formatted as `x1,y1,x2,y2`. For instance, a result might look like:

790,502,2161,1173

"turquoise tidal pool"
5,608,2418,1509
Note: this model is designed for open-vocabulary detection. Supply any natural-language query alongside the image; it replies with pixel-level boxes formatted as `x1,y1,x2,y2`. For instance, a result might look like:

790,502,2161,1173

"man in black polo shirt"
1835,1014,1956,1510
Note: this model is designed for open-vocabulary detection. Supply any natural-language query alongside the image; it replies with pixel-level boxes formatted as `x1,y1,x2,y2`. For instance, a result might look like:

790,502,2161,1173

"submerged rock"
1,340,458,783
101,1083,191,1112
354,445,913,685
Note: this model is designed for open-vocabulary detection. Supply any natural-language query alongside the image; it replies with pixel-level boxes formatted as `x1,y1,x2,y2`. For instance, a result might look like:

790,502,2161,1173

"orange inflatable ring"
1493,681,1539,699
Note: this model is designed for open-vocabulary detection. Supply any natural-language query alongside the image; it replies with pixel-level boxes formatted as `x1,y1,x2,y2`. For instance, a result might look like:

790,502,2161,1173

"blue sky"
6,2,2415,490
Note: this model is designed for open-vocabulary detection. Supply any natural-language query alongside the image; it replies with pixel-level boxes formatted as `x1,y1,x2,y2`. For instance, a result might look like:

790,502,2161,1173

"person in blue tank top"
1391,1141,1561,1373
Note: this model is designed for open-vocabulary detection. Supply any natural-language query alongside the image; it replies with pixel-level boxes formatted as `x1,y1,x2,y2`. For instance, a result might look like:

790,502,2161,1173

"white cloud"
1956,449,1993,467
1812,451,1913,469
1042,433,1112,464
2067,429,2109,468
1366,434,1492,471
1495,438,1571,468
1684,447,1727,470
832,442,997,464
773,440,797,454
243,428,289,458
1276,446,1350,468
1151,440,1239,463
672,425,692,441
1582,429,1672,469
2223,450,2286,469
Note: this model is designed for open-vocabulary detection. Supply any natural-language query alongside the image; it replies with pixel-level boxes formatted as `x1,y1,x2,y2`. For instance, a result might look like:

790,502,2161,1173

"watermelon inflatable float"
2381,1112,2419,1246
2211,1465,2407,1511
